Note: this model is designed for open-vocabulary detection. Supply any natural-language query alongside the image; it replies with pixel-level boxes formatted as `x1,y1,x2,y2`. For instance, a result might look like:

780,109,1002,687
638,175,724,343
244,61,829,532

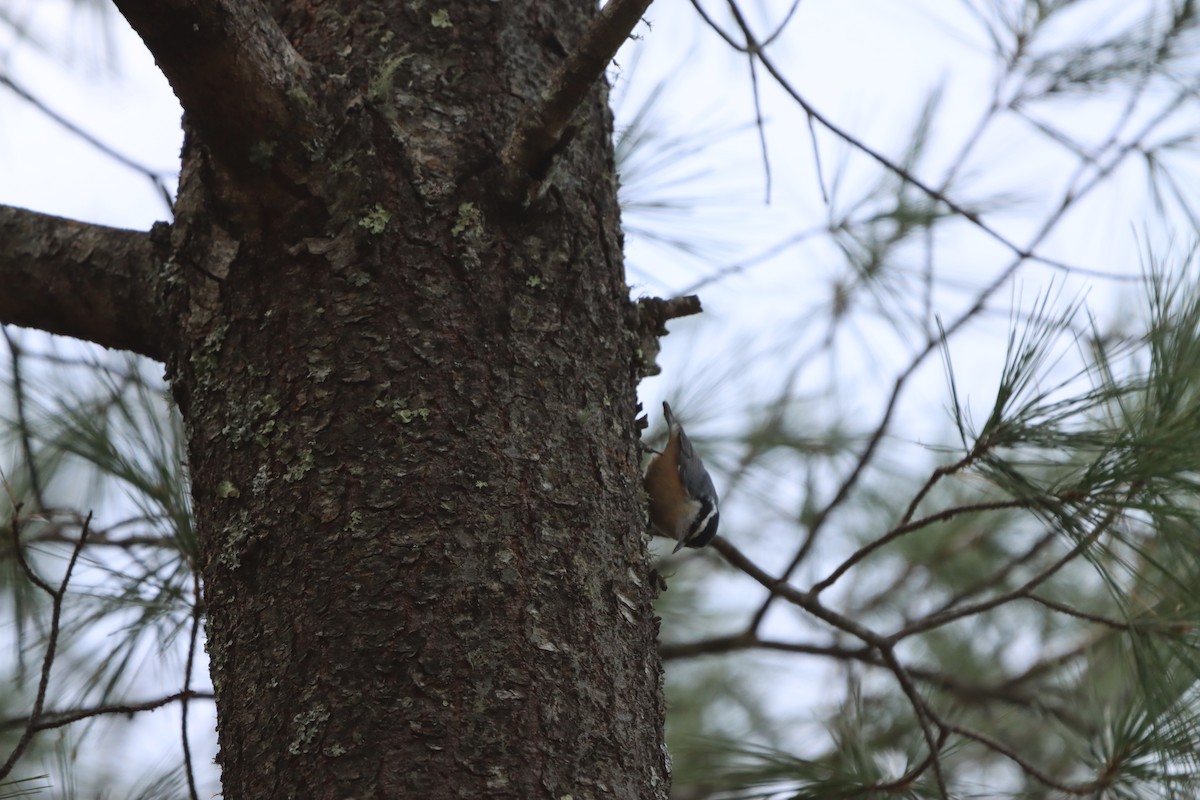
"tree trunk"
2,0,670,796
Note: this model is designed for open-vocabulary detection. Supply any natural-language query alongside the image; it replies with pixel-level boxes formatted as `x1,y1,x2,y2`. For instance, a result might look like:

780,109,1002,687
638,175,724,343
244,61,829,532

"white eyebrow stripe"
689,504,718,537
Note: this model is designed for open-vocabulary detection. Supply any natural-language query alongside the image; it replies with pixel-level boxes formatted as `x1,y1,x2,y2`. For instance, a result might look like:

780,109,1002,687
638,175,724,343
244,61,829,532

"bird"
644,402,720,553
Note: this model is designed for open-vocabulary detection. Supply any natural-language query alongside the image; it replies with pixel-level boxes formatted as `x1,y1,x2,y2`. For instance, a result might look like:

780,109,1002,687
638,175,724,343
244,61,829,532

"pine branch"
0,205,168,359
744,77,1196,632
112,0,317,180
501,0,654,201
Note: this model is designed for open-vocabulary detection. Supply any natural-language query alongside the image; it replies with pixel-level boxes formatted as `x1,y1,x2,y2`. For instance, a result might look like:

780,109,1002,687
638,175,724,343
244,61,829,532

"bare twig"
19,528,180,551
686,0,742,50
714,0,774,202
0,691,214,734
941,719,1110,795
6,504,52,597
878,646,948,798
0,73,174,212
928,528,1059,616
1,328,46,511
805,111,828,204
712,536,886,646
678,224,830,295
891,509,1118,642
661,629,1085,721
1025,593,1129,630
0,512,92,781
706,0,1142,282
759,0,803,49
809,456,1009,595
710,537,950,795
182,570,202,800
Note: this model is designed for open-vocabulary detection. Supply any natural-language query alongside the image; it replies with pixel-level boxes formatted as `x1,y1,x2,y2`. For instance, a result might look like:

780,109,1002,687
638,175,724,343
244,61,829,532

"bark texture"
0,206,167,359
117,1,666,798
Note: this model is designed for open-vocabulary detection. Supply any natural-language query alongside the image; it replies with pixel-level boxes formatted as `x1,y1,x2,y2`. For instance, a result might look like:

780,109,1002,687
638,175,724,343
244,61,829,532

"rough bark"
105,1,667,798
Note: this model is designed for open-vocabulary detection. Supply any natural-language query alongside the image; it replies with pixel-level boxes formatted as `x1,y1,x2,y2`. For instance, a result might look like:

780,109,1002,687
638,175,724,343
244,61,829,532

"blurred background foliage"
6,0,1200,797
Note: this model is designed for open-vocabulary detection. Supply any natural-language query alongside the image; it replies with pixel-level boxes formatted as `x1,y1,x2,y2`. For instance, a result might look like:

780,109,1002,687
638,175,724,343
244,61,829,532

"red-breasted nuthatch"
644,401,720,553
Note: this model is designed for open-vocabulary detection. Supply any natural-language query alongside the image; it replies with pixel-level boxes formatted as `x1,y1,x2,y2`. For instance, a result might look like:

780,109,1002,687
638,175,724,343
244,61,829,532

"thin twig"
712,537,887,647
0,73,175,213
878,646,949,798
660,629,1085,721
941,719,1110,795
678,223,830,295
181,570,202,800
0,512,92,781
759,0,803,49
927,528,1059,616
891,506,1120,642
994,630,1108,693
686,0,742,50
1,328,45,511
805,111,828,204
746,55,771,203
721,0,773,204
809,457,1009,595
0,691,214,733
7,505,53,596
21,528,180,550
710,537,951,795
1026,593,1129,630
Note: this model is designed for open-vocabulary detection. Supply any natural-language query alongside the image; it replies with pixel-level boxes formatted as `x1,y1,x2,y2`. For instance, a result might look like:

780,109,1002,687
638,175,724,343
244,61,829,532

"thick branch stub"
632,294,703,377
0,205,168,360
112,0,315,179
637,295,703,333
501,0,655,202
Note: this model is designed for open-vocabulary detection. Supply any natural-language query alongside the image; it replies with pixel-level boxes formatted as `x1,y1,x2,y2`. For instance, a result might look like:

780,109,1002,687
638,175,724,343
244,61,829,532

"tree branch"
0,205,168,360
660,630,1085,722
659,633,871,661
111,0,315,178
501,0,654,201
0,691,214,734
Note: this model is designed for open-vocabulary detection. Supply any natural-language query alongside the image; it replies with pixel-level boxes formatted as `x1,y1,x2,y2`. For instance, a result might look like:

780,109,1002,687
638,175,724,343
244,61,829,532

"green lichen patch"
358,204,391,234
367,53,413,106
288,706,330,755
452,201,484,239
